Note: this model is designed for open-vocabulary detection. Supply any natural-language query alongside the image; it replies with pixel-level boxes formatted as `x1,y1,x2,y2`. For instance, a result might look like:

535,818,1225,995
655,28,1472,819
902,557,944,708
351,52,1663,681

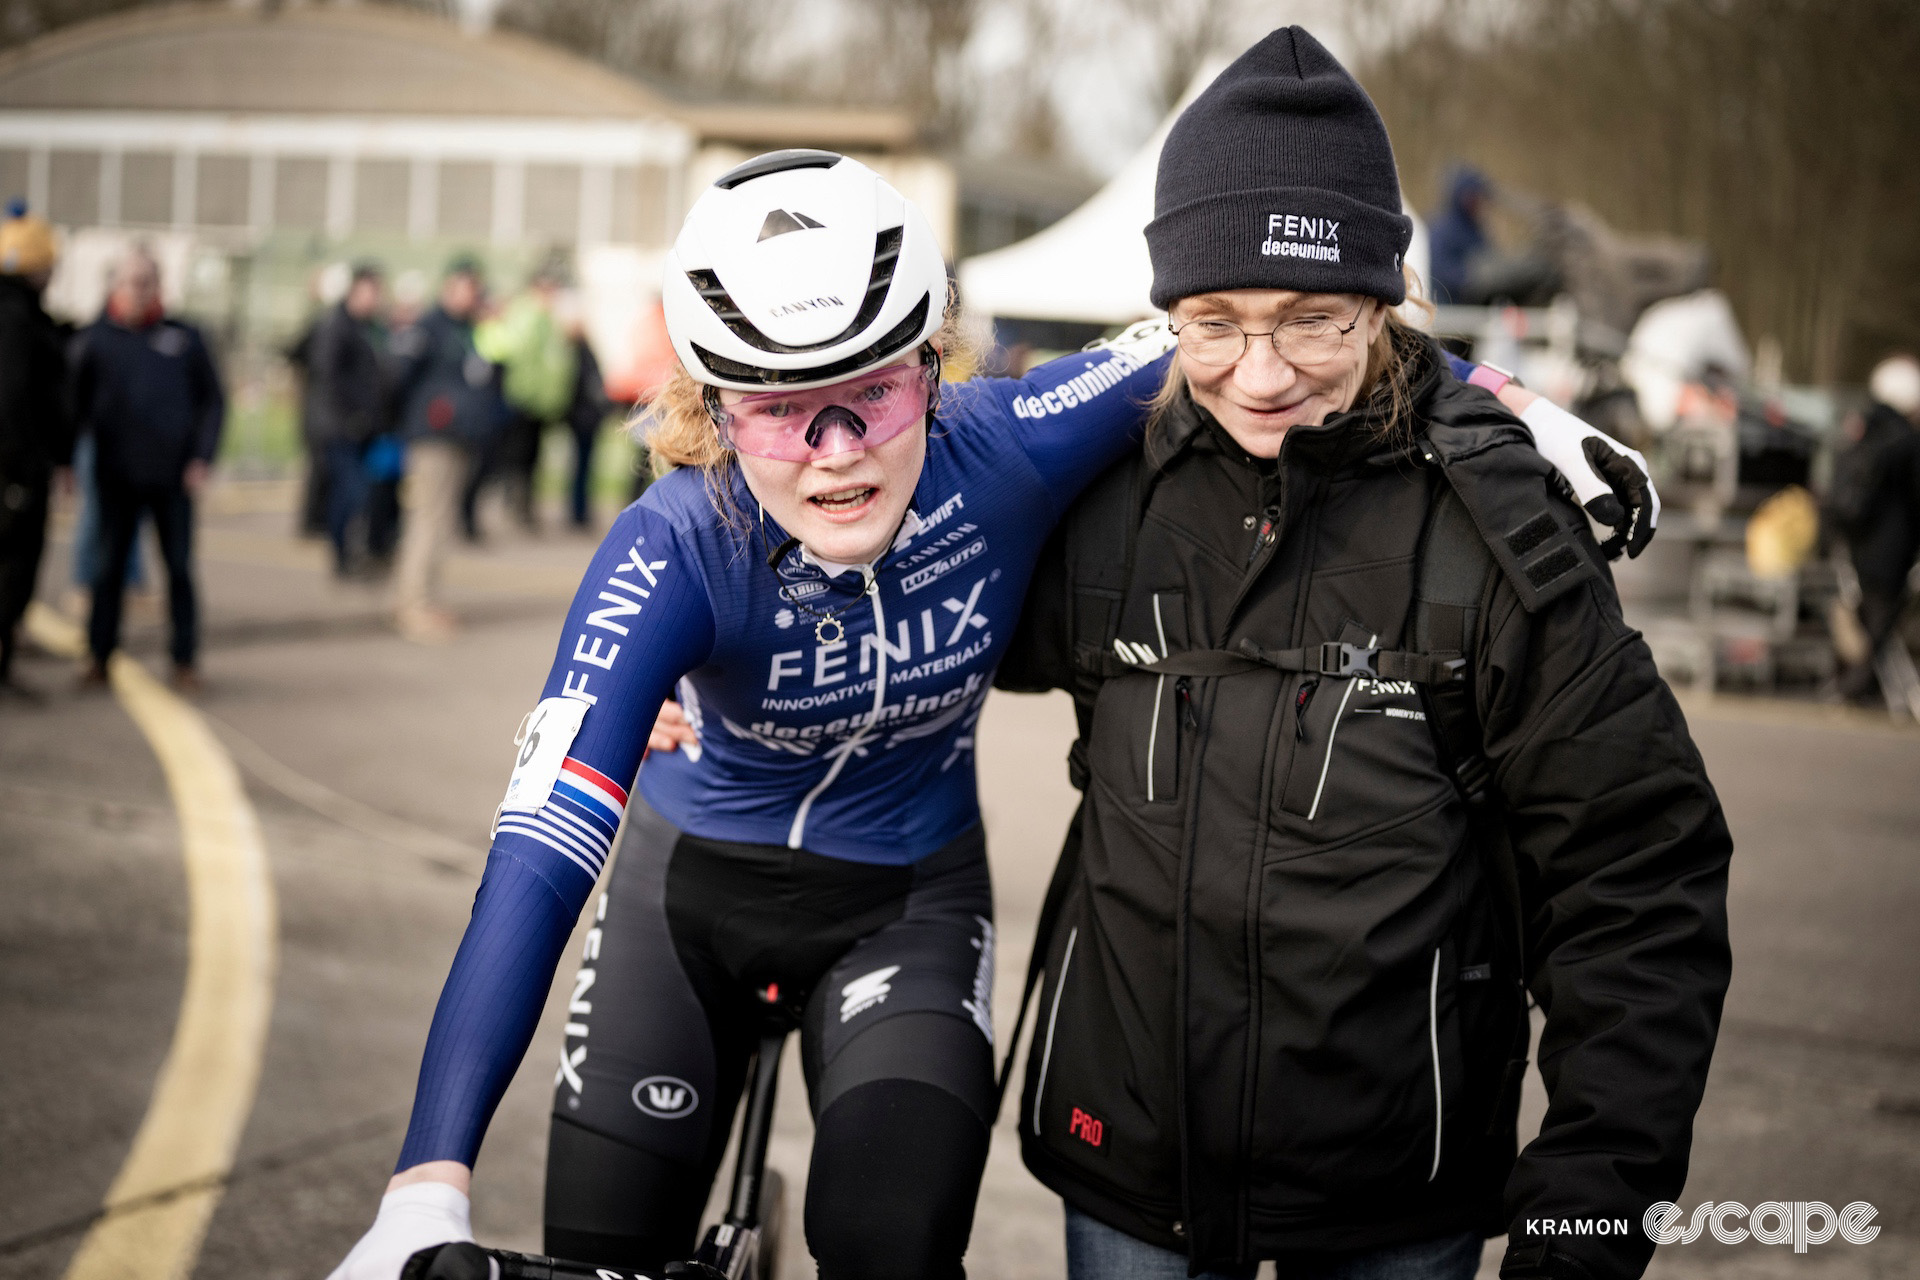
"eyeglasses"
706,361,937,462
1170,305,1369,368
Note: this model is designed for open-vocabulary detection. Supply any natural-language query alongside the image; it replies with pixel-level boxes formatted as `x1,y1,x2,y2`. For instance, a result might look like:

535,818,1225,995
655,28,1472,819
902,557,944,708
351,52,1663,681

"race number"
501,697,590,813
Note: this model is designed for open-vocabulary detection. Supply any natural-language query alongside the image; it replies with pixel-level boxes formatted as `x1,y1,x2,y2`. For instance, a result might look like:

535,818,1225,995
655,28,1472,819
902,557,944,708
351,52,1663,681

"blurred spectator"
1426,163,1490,304
0,203,74,694
289,260,354,538
387,256,502,644
471,256,575,535
305,262,389,577
367,267,428,565
361,430,404,568
1828,353,1920,702
390,268,430,328
68,433,146,607
73,247,225,692
557,291,610,531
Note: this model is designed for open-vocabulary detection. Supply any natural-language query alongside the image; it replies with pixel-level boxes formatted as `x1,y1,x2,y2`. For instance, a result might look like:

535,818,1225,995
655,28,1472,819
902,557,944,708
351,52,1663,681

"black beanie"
1146,26,1413,309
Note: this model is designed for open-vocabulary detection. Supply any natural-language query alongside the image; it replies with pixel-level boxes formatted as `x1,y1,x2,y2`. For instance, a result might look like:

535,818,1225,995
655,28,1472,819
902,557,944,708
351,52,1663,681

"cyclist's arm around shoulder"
389,499,718,1179
960,320,1176,509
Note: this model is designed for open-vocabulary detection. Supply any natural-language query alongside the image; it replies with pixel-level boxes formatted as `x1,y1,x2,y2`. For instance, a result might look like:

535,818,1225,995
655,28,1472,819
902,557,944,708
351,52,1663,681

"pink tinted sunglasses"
708,360,938,462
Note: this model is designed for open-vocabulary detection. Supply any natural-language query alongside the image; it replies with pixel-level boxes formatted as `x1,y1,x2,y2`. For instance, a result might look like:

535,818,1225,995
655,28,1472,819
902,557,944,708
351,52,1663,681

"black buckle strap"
1318,641,1378,677
1128,640,1467,684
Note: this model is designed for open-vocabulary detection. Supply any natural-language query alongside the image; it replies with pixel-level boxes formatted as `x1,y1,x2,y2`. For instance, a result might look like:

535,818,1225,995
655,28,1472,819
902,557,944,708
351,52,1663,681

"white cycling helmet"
663,150,948,391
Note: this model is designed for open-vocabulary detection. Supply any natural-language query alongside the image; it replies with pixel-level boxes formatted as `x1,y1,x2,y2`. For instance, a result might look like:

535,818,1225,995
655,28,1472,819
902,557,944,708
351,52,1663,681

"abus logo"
1642,1201,1879,1251
631,1075,699,1119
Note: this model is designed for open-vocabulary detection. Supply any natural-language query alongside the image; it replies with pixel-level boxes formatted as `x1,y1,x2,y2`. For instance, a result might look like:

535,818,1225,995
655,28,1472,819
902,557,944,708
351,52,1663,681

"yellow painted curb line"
26,603,279,1280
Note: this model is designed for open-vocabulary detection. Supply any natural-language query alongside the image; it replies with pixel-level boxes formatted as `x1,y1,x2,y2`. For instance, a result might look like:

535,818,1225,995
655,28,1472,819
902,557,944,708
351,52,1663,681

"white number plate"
501,697,590,813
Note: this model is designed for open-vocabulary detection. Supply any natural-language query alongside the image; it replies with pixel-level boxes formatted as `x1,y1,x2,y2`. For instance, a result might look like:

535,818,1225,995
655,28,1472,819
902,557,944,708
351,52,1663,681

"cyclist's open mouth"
809,486,878,517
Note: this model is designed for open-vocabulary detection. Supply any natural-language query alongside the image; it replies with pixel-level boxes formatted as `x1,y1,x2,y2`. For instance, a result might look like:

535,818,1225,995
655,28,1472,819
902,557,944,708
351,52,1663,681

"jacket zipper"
787,571,885,847
1146,593,1172,802
1246,502,1281,565
1032,926,1079,1137
1227,464,1289,623
1305,631,1377,822
1427,946,1444,1181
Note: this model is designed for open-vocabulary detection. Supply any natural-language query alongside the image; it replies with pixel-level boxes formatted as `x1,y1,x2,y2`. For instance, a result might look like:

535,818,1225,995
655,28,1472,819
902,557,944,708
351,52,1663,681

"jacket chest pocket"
1096,589,1191,807
1275,619,1453,827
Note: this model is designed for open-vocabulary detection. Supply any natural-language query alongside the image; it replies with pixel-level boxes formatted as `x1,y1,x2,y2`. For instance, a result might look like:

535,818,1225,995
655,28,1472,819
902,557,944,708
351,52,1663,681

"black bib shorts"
544,798,998,1279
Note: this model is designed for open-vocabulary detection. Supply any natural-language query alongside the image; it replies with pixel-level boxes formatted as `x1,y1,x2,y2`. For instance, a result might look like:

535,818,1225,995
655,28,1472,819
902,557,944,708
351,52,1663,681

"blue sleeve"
396,501,717,1170
962,322,1178,514
1443,350,1476,383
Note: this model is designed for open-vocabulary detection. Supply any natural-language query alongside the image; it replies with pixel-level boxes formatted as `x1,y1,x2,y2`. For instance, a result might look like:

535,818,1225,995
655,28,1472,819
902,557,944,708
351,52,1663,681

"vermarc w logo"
631,1074,700,1119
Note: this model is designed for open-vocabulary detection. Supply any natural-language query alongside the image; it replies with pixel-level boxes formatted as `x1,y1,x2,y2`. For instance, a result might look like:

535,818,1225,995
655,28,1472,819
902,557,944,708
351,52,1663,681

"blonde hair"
1149,268,1435,455
637,295,975,529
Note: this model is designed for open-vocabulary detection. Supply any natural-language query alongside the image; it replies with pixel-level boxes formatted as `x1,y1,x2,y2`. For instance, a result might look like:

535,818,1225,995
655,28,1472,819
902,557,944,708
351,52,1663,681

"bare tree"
1110,0,1241,117
1360,0,1920,383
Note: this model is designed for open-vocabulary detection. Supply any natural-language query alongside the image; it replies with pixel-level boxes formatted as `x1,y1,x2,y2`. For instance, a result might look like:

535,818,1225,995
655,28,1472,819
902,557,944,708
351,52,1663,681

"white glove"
1520,397,1661,559
327,1181,475,1280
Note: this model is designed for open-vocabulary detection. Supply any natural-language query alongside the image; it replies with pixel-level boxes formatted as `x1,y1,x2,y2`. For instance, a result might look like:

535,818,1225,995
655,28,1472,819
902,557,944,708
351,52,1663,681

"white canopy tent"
955,103,1173,325
957,67,1431,328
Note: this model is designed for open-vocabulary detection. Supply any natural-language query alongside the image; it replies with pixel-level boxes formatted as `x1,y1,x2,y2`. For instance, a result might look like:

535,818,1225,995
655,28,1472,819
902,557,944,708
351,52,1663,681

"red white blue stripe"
554,758,628,827
494,757,630,883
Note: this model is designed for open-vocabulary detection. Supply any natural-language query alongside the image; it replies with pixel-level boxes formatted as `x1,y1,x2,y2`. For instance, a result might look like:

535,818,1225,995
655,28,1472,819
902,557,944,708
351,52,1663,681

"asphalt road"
1,486,1915,1280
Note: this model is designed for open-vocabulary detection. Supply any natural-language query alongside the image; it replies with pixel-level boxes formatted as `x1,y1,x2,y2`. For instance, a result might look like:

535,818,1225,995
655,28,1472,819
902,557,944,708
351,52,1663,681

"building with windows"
0,2,952,398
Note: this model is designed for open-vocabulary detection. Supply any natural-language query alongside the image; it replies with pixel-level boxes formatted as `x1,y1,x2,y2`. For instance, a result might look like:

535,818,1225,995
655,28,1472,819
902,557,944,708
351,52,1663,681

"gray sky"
1009,0,1369,176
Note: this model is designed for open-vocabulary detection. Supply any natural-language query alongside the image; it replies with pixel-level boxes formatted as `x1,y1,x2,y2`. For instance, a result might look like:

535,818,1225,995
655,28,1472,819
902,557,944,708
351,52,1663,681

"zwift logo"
840,965,899,1022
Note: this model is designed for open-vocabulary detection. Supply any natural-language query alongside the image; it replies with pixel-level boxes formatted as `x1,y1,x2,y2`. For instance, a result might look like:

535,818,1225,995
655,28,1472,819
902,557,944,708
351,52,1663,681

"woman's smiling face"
722,354,930,566
1170,289,1386,458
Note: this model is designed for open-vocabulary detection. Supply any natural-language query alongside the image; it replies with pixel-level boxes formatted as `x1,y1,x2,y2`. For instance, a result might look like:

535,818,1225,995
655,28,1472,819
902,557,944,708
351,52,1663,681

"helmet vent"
687,226,906,356
713,149,844,190
691,292,933,386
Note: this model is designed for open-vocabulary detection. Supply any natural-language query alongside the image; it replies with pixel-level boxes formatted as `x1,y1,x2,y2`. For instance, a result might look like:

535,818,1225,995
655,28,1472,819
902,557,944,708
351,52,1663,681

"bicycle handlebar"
402,1241,731,1280
403,1029,789,1280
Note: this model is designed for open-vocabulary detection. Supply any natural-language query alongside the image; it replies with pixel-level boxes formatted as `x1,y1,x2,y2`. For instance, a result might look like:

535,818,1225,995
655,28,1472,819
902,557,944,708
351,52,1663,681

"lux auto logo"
631,1074,699,1119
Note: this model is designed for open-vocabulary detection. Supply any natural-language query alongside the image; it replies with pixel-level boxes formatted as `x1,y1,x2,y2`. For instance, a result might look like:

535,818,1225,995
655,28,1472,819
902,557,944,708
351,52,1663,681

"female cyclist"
328,149,1655,1280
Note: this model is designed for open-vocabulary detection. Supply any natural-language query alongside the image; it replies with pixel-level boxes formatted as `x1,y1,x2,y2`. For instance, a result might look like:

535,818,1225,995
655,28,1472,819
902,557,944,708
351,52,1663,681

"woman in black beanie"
997,26,1731,1280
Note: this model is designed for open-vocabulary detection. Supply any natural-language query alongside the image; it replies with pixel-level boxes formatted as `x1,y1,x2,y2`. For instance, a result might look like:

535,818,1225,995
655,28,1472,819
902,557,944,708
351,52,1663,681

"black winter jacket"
70,314,224,490
301,303,388,446
1827,402,1920,592
0,274,72,487
998,341,1732,1280
388,305,505,449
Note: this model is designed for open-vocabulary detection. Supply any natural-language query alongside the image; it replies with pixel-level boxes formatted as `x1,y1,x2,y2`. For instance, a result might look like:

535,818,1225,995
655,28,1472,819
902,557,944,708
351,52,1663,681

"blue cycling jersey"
397,324,1180,1168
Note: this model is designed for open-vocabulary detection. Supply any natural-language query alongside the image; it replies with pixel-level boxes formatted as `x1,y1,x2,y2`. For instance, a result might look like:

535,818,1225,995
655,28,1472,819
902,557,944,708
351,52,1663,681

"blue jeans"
87,478,196,667
324,438,370,572
568,420,598,527
71,435,145,590
1064,1207,1482,1280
